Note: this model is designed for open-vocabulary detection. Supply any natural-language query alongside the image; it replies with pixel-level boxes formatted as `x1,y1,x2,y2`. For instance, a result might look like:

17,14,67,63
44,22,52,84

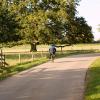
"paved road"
0,54,100,100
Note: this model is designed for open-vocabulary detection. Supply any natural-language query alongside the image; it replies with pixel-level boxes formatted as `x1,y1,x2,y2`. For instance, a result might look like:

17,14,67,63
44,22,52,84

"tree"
63,17,94,44
0,1,21,45
19,0,81,51
6,0,83,51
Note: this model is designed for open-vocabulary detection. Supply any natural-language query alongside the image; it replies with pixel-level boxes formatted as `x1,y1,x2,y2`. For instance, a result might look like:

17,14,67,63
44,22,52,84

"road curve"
0,53,100,100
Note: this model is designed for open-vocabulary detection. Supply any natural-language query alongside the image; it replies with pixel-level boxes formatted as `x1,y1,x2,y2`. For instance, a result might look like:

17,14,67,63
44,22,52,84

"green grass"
2,43,100,66
0,43,100,80
0,57,48,80
85,58,100,100
5,52,48,66
4,49,97,66
0,49,96,80
56,49,96,57
11,57,48,72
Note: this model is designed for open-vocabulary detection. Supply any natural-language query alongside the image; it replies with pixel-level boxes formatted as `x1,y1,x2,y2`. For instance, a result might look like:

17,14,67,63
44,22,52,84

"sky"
77,0,100,40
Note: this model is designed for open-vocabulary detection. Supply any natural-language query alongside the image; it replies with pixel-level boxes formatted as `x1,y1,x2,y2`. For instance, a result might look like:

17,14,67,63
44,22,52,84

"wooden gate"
0,50,5,68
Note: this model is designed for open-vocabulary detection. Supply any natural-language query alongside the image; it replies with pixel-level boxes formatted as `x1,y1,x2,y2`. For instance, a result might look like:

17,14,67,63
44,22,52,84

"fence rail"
4,51,48,66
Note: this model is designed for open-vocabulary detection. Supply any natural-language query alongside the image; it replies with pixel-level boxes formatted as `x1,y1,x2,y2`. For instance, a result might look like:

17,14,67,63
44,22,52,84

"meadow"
1,43,100,66
0,43,100,81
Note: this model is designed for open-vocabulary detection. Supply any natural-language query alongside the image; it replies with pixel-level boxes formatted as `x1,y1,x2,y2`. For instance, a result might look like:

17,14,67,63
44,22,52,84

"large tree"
0,1,21,46
6,0,81,51
74,17,94,43
1,0,94,51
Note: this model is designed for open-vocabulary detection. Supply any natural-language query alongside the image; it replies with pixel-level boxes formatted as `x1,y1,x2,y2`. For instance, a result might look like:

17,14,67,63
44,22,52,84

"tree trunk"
30,43,37,52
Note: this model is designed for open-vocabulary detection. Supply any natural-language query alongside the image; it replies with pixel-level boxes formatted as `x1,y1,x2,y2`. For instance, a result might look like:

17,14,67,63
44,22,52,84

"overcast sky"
77,0,100,40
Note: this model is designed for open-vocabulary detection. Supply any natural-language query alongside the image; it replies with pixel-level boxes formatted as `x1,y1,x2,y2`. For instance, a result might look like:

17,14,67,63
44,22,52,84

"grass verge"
0,57,48,80
85,58,100,100
0,50,99,81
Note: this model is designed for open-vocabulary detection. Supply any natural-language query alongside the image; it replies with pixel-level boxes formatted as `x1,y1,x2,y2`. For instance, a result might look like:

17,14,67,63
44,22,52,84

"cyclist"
49,44,56,62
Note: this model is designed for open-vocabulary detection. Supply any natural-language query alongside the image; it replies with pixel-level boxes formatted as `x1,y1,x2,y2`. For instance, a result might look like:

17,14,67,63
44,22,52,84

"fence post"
41,51,43,57
60,47,63,54
4,55,5,67
19,53,21,63
0,49,5,67
31,52,34,61
1,49,3,67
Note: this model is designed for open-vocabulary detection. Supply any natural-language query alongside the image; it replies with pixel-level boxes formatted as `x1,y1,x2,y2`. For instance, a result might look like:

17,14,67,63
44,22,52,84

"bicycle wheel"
51,54,55,62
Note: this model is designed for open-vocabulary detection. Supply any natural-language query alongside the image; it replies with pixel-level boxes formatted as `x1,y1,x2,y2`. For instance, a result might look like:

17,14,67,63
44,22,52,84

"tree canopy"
64,17,94,43
0,1,21,44
0,0,94,51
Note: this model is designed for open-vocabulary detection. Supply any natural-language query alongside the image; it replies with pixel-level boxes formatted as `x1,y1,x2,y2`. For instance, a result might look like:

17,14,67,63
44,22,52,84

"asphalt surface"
0,53,100,100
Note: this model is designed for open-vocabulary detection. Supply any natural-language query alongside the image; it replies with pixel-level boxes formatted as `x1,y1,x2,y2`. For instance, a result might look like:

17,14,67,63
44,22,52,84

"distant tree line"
0,0,94,51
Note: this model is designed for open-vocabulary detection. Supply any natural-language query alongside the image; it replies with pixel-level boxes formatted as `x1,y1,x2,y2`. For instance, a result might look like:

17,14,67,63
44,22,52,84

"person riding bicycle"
49,44,56,61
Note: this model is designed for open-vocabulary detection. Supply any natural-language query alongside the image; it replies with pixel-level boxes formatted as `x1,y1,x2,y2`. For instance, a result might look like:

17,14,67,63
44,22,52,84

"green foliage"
0,2,21,43
6,0,81,44
65,17,94,43
0,0,94,49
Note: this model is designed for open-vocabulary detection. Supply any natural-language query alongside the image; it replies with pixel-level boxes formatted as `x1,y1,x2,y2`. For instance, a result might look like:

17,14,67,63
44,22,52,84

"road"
0,53,100,100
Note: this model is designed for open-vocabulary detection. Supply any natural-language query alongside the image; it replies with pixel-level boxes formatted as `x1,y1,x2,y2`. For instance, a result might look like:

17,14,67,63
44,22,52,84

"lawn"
85,58,100,100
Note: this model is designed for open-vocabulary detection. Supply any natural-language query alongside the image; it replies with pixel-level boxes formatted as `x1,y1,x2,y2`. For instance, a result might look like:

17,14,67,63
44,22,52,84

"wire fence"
2,43,100,66
5,51,48,66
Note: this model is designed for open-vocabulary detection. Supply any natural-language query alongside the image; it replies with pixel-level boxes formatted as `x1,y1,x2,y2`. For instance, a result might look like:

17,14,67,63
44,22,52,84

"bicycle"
50,53,55,62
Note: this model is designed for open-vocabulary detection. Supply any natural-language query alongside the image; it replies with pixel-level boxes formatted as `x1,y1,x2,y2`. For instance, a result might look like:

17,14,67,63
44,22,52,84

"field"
1,43,100,52
0,43,100,80
0,43,100,66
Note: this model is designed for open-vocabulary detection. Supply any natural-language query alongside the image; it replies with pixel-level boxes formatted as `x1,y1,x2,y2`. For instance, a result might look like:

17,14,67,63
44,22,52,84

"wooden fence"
0,50,5,68
4,51,48,66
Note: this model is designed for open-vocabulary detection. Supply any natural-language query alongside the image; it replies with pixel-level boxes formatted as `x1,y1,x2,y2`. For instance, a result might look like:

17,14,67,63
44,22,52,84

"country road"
0,53,100,100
